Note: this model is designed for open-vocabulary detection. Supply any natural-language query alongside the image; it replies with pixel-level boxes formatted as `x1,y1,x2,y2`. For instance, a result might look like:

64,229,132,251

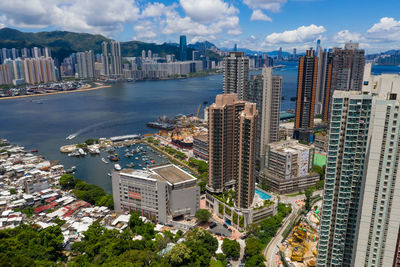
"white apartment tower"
317,64,400,266
223,52,249,100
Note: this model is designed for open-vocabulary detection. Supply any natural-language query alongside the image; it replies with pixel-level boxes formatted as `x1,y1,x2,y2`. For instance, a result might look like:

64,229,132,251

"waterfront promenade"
0,83,112,101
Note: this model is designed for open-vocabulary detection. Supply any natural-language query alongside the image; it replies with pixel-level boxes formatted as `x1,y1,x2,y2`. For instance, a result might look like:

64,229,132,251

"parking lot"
208,218,232,237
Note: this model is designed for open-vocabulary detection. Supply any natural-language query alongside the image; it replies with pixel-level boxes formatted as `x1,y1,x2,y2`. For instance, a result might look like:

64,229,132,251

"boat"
108,154,119,161
78,148,87,156
135,157,139,160
107,173,112,177
31,149,38,153
66,134,76,140
128,162,135,168
66,166,76,174
146,121,175,131
101,158,109,164
114,164,122,171
88,147,100,154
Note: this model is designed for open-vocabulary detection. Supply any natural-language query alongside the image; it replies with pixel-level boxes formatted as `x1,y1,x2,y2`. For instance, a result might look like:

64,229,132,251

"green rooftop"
314,152,326,167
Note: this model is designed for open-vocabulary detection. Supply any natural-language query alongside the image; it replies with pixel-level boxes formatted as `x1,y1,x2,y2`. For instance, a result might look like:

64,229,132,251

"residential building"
22,57,57,84
315,49,334,117
247,67,282,160
0,64,12,85
222,52,249,100
293,48,318,142
110,41,122,76
261,139,319,194
207,94,257,209
314,132,329,153
179,35,187,61
76,50,95,79
112,164,200,224
352,70,400,267
193,134,208,160
323,43,365,123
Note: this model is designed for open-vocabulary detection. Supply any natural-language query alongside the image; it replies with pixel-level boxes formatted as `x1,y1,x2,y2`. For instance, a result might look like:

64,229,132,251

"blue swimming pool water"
255,188,272,200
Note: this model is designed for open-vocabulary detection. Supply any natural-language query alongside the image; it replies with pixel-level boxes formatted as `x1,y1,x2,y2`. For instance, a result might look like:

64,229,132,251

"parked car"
209,222,217,229
223,224,228,229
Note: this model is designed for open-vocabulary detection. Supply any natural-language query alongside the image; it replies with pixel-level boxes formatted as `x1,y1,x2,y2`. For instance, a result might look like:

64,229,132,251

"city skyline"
0,1,399,53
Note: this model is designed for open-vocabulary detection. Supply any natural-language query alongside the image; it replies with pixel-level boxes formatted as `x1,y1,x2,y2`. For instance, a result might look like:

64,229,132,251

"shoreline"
0,84,112,101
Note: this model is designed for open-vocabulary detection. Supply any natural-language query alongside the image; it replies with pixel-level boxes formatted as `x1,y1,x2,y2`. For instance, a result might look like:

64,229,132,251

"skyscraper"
293,48,318,142
352,68,400,267
317,65,400,267
76,50,95,79
248,67,282,159
179,35,187,61
278,47,283,61
110,41,122,76
102,42,109,77
314,49,334,119
222,52,249,100
207,94,257,209
323,43,365,123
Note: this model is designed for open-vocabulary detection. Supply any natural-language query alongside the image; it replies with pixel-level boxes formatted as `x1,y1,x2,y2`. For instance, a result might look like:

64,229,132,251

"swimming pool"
255,188,272,200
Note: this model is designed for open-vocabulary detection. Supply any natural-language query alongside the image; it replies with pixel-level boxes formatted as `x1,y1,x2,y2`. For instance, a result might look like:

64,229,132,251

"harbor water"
0,63,398,193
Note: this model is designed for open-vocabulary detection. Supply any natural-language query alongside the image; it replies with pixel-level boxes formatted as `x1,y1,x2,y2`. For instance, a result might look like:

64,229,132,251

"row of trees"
59,174,114,209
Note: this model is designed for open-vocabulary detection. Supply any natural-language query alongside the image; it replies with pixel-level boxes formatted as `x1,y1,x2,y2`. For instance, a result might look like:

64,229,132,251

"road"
263,191,323,266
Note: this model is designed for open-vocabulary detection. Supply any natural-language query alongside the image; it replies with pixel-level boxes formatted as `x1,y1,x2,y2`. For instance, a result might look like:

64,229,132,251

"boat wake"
65,118,139,140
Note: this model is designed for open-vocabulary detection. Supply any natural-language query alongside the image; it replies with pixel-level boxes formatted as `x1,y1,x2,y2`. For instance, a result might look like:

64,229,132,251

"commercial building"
262,139,319,194
193,134,208,160
179,35,187,61
112,164,200,224
222,52,249,100
293,49,318,142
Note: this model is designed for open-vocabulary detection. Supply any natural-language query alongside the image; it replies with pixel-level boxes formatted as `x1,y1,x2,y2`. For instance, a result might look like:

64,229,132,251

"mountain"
0,28,223,63
188,41,216,51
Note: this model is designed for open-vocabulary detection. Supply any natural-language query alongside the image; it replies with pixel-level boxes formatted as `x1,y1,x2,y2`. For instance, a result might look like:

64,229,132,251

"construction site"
280,202,322,267
155,103,208,149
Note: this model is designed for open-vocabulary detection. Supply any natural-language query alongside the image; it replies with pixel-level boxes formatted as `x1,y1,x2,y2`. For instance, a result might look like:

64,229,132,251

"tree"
195,209,211,223
167,243,191,266
305,187,313,211
9,188,16,194
59,174,76,190
222,239,240,260
245,237,262,258
198,180,207,193
245,254,265,267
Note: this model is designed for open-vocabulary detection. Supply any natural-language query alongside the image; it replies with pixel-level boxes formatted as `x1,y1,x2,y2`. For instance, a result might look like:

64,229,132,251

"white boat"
114,164,122,171
78,148,87,155
107,173,112,177
101,158,109,164
66,134,76,140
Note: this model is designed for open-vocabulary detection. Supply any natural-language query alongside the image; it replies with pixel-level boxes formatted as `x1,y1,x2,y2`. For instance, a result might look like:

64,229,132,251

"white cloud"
227,29,242,35
0,0,140,36
179,0,238,23
333,30,362,43
141,2,177,18
250,10,272,21
366,17,400,42
264,24,326,44
243,0,287,12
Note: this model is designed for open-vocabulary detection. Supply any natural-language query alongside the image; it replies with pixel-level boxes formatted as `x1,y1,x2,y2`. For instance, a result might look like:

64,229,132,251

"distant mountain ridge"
0,28,200,63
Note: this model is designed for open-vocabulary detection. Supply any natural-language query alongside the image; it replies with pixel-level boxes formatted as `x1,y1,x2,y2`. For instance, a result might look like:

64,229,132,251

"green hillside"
0,28,222,63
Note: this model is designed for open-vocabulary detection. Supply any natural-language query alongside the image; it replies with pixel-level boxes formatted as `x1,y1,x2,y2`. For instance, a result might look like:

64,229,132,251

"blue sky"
0,0,399,53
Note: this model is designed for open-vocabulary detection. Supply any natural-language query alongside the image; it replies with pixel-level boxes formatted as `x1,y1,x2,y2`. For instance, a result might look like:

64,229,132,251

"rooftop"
151,164,196,185
120,164,196,185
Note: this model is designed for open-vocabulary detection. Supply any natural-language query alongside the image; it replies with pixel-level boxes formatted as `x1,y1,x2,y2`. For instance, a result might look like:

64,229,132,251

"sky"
0,0,399,53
